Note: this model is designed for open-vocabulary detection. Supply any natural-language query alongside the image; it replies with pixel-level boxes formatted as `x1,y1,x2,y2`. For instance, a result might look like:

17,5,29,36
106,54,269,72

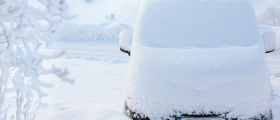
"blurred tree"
85,0,93,3
106,14,115,21
258,6,280,27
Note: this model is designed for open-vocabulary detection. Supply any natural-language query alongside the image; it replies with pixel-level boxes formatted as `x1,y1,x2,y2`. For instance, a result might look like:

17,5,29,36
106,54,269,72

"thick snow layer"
134,0,261,49
262,32,276,52
126,0,271,119
119,30,133,51
52,22,133,43
259,25,280,50
127,45,271,119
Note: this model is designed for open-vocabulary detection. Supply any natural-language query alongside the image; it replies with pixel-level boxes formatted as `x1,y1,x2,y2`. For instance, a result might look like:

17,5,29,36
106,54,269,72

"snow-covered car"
120,0,272,120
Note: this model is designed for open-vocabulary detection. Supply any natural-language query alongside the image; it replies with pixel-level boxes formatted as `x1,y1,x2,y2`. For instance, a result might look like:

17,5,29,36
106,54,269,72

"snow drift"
52,22,133,43
125,0,271,119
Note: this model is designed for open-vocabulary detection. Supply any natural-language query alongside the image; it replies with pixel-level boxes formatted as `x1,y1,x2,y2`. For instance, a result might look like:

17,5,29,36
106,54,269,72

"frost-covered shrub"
0,0,74,119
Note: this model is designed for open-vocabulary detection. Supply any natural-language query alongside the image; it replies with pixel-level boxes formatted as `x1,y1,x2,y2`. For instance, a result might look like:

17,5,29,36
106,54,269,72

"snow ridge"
52,22,133,43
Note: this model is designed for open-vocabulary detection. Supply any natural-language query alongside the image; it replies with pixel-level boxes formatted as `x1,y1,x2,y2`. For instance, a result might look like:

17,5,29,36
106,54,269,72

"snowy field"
37,42,130,120
34,39,280,120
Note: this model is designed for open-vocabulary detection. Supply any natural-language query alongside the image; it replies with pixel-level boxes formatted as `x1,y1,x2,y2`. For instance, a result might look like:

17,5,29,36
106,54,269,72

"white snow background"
20,0,280,120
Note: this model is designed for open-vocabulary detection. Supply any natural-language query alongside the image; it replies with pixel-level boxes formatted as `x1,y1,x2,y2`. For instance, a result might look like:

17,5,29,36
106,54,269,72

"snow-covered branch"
0,0,74,119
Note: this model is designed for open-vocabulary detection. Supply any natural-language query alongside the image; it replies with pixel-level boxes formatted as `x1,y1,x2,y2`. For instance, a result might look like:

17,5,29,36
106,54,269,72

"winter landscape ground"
37,42,130,120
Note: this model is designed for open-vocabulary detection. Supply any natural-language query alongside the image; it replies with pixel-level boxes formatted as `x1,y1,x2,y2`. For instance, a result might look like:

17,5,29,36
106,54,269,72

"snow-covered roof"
133,0,261,49
126,0,271,119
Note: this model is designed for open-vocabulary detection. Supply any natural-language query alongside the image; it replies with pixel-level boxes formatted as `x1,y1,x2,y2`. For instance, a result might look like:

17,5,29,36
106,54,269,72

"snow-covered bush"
0,0,74,119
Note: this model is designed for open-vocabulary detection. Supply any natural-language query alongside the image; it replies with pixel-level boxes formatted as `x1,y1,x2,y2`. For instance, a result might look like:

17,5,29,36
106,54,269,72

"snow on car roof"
133,0,262,49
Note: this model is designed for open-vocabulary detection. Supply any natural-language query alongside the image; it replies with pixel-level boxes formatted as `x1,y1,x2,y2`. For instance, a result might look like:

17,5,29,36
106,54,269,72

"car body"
120,0,272,120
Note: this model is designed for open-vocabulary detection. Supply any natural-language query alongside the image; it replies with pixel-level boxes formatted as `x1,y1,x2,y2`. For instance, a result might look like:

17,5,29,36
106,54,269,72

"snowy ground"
267,50,280,119
38,59,129,120
37,42,130,120
35,41,280,120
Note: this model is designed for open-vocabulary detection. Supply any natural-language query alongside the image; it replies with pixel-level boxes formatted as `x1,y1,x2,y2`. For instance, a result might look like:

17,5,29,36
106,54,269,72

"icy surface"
119,30,133,51
262,32,276,52
126,0,271,119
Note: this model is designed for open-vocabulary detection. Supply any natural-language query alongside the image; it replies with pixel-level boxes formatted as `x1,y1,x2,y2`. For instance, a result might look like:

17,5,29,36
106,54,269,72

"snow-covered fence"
52,22,133,43
259,25,280,50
